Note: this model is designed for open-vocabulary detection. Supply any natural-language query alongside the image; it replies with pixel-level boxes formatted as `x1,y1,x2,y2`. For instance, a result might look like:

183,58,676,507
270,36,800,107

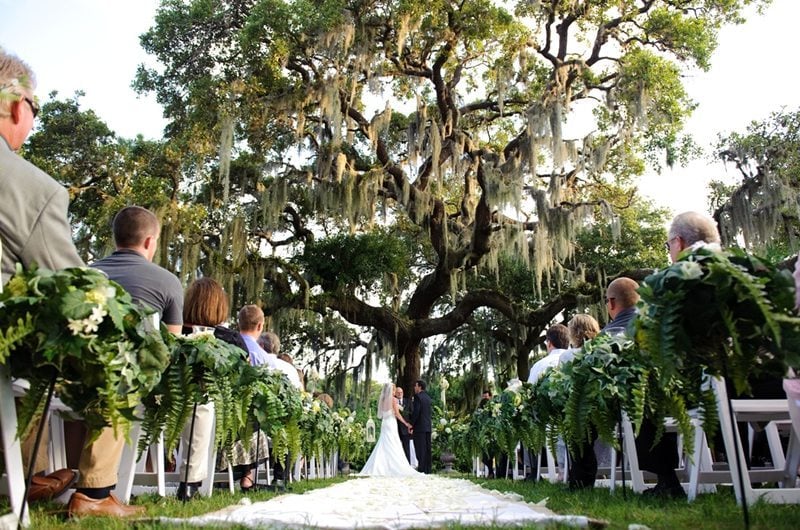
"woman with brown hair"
176,278,259,499
559,314,601,365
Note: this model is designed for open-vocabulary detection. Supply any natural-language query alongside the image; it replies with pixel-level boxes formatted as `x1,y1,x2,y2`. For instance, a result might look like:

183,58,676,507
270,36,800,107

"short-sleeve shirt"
92,249,183,326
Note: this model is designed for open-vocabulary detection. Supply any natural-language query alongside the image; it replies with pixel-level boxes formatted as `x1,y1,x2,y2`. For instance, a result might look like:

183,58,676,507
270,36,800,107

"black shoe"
642,482,686,500
176,481,201,501
568,479,595,490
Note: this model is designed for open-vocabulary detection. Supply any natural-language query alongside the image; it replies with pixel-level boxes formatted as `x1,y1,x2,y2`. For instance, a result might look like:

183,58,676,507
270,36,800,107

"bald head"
606,277,639,319
667,211,721,263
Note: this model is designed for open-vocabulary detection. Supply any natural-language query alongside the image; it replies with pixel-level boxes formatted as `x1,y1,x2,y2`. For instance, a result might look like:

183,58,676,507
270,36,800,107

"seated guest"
559,314,601,485
566,281,641,491
255,328,304,485
670,212,783,470
559,314,600,364
603,277,640,334
526,325,570,481
0,49,140,515
255,330,302,388
226,304,304,491
527,324,570,384
636,212,724,498
314,392,335,409
177,278,247,500
278,352,305,391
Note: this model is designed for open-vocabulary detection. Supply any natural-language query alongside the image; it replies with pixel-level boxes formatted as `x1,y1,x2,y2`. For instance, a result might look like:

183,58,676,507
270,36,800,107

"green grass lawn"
7,475,800,529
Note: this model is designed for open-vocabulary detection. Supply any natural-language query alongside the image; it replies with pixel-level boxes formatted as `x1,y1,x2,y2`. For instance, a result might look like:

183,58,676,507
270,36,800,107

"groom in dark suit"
410,379,433,473
395,385,412,462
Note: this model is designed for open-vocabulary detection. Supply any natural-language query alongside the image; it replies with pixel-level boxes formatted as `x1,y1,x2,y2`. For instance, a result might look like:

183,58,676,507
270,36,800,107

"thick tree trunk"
397,342,421,397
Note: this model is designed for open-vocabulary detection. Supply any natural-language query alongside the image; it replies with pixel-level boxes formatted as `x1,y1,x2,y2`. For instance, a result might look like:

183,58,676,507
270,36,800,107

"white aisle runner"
163,476,594,528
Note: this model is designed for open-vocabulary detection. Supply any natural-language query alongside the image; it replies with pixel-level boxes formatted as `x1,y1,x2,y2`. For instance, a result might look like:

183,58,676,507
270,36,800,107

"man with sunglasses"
0,50,79,279
1,49,144,518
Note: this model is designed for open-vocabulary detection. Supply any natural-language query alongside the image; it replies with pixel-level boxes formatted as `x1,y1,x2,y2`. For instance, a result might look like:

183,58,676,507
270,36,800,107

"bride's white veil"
377,383,394,416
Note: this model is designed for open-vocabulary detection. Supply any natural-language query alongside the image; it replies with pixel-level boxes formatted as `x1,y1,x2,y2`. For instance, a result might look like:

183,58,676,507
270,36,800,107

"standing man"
395,385,412,462
0,50,143,517
410,380,432,473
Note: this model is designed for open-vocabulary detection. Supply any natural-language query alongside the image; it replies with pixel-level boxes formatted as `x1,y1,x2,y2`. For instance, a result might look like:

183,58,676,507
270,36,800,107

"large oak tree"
87,0,762,391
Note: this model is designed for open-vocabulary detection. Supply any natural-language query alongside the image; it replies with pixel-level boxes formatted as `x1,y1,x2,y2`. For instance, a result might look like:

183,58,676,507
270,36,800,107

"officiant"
395,385,412,462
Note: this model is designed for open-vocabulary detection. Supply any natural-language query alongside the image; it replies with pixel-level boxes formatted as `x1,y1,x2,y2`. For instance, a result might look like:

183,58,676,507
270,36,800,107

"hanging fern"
137,332,253,460
637,245,800,396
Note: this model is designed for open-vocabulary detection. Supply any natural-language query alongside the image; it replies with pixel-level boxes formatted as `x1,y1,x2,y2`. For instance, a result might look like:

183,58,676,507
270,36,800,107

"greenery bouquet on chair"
0,265,170,439
635,244,800,449
521,334,695,458
636,245,800,398
136,330,256,461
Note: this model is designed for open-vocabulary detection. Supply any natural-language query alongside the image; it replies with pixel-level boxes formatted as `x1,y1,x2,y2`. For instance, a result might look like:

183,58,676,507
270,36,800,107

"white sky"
2,0,799,216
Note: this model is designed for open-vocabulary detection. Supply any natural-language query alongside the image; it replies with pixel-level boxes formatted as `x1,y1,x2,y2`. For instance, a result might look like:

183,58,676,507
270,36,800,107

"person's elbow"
165,323,183,335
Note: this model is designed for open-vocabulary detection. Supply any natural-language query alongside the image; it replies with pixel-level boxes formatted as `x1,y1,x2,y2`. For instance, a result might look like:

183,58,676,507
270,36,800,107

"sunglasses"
23,97,40,119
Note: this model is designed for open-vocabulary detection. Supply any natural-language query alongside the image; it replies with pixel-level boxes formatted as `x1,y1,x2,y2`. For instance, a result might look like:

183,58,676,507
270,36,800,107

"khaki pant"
178,402,215,483
76,426,126,488
20,415,50,475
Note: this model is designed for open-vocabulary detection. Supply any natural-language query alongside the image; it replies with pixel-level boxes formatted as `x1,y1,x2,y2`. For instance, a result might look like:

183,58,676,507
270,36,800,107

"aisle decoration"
332,408,366,464
136,330,254,460
0,265,169,438
463,383,535,462
249,369,304,465
636,245,800,395
538,334,696,454
164,475,595,528
299,394,334,464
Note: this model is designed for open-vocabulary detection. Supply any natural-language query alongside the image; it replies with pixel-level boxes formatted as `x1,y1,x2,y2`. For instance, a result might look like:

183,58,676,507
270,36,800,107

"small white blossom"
439,418,447,426
86,287,108,306
82,318,99,334
89,305,107,324
445,427,452,434
67,319,84,336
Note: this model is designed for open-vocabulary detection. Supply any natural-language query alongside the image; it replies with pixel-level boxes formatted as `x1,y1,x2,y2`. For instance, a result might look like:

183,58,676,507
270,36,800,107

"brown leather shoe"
27,469,78,502
67,492,145,518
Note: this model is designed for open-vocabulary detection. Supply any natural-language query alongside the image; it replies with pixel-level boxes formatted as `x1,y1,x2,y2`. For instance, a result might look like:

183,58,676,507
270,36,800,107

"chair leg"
621,414,647,493
0,366,30,528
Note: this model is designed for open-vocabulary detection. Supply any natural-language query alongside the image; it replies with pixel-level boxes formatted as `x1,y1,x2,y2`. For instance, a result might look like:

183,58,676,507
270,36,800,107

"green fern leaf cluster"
0,264,169,441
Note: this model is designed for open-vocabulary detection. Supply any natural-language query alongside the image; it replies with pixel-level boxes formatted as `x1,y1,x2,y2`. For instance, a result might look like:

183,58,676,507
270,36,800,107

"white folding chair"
613,412,708,497
117,421,167,502
713,376,800,506
0,365,30,528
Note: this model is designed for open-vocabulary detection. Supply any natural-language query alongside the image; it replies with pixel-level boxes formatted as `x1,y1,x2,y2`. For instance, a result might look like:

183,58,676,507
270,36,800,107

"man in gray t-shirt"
92,206,183,333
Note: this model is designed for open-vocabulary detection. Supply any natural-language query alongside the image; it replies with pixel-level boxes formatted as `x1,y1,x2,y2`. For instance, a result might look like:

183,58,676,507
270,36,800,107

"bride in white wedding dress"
358,383,421,477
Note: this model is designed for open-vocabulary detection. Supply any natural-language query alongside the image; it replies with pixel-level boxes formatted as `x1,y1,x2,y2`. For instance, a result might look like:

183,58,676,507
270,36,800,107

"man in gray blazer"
1,49,144,518
0,52,82,280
